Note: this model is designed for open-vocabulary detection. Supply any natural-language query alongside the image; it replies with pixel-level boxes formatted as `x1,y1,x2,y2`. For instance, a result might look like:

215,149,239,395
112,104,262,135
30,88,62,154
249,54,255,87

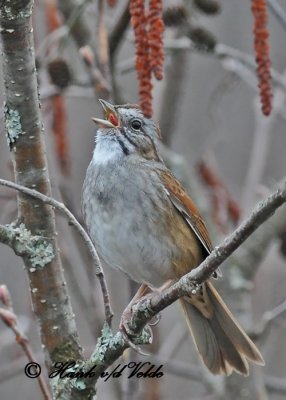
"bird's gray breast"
82,157,174,287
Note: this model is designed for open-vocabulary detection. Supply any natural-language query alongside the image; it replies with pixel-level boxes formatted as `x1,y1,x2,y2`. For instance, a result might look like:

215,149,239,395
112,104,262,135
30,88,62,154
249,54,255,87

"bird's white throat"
92,135,122,166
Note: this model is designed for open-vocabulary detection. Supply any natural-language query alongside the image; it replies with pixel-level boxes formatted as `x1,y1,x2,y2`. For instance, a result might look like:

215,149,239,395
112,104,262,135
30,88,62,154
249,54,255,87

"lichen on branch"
11,223,55,269
4,105,22,149
0,1,83,392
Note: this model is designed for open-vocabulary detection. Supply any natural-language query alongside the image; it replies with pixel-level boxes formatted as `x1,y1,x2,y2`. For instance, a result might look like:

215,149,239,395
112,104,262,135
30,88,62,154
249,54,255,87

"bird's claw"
119,318,151,356
149,312,161,326
119,300,154,356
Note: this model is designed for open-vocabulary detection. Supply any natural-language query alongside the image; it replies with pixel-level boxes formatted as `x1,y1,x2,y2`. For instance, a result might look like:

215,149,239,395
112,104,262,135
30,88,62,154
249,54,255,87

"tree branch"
109,1,130,59
3,174,285,391
97,0,113,99
57,0,112,100
1,173,286,393
0,0,84,376
74,178,286,387
0,285,51,400
267,0,286,31
148,355,286,395
56,0,90,47
0,224,13,247
0,178,113,326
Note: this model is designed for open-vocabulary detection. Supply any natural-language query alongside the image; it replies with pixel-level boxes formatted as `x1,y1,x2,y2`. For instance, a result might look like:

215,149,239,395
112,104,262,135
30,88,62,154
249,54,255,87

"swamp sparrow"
82,100,264,375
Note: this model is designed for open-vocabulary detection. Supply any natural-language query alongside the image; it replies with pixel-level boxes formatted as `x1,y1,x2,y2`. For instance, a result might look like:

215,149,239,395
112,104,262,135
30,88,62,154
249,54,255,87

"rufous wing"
160,170,213,254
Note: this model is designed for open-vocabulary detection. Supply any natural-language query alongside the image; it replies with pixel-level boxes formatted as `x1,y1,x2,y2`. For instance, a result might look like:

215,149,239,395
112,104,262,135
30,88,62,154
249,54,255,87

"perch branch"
75,178,286,386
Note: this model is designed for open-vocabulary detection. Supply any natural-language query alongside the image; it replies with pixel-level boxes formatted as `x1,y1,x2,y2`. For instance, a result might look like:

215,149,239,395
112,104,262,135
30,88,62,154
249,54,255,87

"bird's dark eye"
131,119,142,131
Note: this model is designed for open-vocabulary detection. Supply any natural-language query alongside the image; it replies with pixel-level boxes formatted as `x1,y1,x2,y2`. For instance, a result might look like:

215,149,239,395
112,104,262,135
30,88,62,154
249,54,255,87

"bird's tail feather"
179,281,264,375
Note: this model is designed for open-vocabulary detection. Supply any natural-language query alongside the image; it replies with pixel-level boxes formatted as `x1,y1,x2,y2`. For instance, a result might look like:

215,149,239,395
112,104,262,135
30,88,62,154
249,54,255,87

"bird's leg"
120,283,149,334
119,284,151,354
130,283,150,303
148,279,173,326
157,279,173,292
119,280,175,353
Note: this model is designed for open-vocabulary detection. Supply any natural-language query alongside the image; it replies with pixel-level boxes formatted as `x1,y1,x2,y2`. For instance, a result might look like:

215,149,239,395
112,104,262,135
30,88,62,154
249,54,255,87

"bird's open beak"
92,99,120,128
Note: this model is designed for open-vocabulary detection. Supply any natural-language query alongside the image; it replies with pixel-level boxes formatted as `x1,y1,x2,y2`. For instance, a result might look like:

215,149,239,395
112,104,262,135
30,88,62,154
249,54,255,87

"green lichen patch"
91,322,115,363
4,105,22,149
1,2,33,21
134,299,152,318
13,223,55,268
133,327,152,345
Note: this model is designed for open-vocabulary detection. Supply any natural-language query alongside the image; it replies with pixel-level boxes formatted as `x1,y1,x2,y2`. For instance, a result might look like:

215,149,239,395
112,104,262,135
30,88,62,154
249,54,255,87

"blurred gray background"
0,0,286,399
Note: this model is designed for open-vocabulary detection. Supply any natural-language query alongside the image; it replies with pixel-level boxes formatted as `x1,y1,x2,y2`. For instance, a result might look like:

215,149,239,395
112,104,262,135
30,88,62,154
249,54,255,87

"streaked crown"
92,100,161,160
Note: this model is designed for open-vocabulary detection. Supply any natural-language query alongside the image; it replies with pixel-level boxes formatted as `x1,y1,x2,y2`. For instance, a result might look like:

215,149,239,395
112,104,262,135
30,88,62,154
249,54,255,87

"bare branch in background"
198,160,241,230
267,0,286,30
57,0,112,100
148,355,286,396
159,47,189,146
97,0,113,100
161,146,286,283
56,0,90,48
0,285,51,400
241,82,286,216
109,1,131,60
250,297,286,340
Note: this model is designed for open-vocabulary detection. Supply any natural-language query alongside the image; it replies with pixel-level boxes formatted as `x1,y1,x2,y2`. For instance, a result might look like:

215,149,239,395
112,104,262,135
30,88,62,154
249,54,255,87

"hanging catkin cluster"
251,0,272,116
149,0,164,81
130,0,164,118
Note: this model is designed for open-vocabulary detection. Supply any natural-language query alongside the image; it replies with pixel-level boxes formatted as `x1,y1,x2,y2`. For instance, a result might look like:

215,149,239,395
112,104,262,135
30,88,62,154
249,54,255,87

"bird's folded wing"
160,170,214,255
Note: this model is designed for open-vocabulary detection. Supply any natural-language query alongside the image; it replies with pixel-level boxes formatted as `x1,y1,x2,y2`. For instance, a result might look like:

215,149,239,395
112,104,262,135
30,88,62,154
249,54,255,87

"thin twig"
9,324,51,399
59,184,104,337
109,1,130,59
57,0,111,99
242,76,286,217
119,37,286,93
80,178,286,382
0,1,84,383
267,0,286,30
241,98,273,215
56,0,90,48
265,375,286,395
97,0,113,100
0,285,51,400
0,178,113,326
250,297,286,340
61,249,103,338
198,160,241,228
146,355,286,395
215,43,286,91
